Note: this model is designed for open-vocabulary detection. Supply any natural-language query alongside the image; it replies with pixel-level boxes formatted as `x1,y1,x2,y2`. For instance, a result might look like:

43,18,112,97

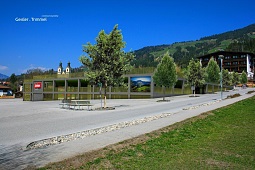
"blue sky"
0,0,255,76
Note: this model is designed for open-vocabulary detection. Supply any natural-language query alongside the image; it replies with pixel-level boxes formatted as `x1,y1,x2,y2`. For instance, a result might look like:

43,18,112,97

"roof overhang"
198,51,255,59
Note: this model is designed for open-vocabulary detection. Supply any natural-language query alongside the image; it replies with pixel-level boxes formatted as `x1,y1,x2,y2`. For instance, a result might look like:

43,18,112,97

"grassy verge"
39,96,255,170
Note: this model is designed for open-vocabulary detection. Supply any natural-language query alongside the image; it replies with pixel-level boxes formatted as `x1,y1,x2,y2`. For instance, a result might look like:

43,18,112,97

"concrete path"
0,88,254,169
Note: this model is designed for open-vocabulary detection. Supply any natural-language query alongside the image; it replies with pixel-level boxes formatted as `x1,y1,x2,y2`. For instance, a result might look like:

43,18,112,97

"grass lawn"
39,96,255,170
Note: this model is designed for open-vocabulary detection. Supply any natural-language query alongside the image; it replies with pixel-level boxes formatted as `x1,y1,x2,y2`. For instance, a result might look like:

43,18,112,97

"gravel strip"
183,100,221,110
26,112,173,150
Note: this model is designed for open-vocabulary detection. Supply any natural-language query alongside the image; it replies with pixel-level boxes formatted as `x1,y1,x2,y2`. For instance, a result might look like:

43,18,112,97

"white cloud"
0,65,8,71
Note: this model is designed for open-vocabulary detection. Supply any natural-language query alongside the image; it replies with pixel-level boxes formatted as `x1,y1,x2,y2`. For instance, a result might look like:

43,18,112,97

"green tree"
222,69,233,90
232,71,240,88
185,59,206,96
240,71,248,85
9,73,17,84
9,73,17,92
153,52,177,101
79,25,134,108
205,57,220,92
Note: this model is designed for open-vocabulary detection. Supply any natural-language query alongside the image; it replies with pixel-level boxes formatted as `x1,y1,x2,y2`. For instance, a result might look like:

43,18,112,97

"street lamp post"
219,55,224,100
252,57,254,87
98,82,102,110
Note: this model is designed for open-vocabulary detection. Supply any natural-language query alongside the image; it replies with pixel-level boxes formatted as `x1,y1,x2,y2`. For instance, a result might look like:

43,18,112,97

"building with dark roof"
198,51,255,78
0,85,12,97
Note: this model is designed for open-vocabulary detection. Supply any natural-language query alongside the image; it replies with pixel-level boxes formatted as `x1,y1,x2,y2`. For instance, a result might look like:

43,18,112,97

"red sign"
34,82,42,89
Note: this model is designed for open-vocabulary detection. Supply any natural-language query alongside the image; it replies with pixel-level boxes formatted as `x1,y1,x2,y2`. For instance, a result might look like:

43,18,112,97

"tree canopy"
240,71,248,84
205,57,220,84
185,59,206,96
79,24,134,107
222,69,233,88
8,73,17,92
153,52,177,100
232,72,240,86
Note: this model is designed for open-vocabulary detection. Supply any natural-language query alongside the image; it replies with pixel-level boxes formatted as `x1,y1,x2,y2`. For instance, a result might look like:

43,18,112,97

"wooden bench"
59,99,71,109
69,100,93,110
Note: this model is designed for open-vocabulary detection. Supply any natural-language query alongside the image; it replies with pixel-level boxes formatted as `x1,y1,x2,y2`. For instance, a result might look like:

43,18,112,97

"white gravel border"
26,112,173,150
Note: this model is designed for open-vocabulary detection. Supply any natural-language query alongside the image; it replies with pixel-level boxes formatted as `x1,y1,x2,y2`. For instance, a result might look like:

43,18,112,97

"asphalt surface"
0,87,254,169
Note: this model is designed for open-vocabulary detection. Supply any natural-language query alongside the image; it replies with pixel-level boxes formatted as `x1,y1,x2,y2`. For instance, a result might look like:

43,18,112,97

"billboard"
130,76,151,92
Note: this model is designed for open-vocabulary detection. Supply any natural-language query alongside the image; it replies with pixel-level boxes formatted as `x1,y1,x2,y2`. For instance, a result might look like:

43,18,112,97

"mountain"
132,23,255,68
131,80,151,87
0,73,9,80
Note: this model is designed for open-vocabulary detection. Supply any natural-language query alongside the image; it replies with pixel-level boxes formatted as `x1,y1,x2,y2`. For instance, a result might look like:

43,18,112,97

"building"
24,60,238,101
23,74,189,101
198,51,255,78
0,85,12,97
23,63,190,101
57,61,71,75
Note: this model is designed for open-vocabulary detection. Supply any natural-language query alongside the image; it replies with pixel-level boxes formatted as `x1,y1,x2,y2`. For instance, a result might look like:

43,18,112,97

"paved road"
0,88,254,169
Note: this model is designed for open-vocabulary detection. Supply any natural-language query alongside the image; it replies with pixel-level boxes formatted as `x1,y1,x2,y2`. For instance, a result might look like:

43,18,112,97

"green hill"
132,24,255,68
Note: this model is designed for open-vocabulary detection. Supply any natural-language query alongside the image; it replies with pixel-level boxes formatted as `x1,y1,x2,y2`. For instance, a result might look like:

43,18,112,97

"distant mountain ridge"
0,73,9,79
200,24,255,41
132,23,255,68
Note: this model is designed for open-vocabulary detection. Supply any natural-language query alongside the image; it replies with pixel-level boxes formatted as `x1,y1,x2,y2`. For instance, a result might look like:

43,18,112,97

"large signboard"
33,81,43,101
34,82,42,89
130,76,151,92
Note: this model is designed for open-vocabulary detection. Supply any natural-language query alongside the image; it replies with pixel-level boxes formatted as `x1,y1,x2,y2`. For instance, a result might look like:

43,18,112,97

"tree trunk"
104,95,106,109
104,84,107,109
163,86,166,101
193,86,196,97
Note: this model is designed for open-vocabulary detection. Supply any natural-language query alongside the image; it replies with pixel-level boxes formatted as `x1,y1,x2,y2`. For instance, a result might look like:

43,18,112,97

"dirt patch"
156,100,170,102
226,93,241,99
205,158,232,169
94,107,115,110
38,135,152,170
247,90,255,94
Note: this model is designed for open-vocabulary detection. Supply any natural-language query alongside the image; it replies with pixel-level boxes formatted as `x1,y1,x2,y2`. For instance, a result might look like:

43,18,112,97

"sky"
0,0,255,77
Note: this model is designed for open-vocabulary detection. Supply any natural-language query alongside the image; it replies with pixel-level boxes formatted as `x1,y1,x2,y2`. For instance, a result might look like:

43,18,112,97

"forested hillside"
132,24,255,68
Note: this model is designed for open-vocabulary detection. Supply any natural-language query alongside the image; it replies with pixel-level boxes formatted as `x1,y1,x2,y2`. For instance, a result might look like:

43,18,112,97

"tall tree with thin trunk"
185,59,206,96
240,71,248,85
232,71,240,88
153,52,177,101
205,57,220,93
79,25,134,108
222,69,233,91
9,73,17,92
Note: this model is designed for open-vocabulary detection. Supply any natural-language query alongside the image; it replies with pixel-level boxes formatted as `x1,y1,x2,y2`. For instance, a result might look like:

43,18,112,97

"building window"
225,56,230,59
232,62,238,65
240,68,246,72
224,62,231,66
233,56,238,59
241,55,246,58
